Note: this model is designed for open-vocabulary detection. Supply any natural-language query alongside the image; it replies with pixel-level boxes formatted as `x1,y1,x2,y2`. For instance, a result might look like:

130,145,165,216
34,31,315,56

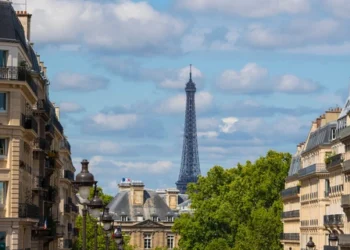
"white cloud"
219,117,239,133
59,102,85,113
285,42,350,55
197,131,219,138
197,117,220,130
159,65,203,89
53,72,109,91
25,0,186,54
89,156,173,174
85,141,122,155
217,63,321,94
176,0,310,18
156,91,213,113
324,0,350,18
91,113,138,131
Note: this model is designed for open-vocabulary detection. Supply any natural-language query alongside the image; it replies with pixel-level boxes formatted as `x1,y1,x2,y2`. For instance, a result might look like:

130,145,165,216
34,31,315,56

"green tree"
89,186,114,206
173,150,291,250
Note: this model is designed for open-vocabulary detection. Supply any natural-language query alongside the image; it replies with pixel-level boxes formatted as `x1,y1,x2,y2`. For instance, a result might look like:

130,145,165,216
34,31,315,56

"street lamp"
329,233,339,246
306,237,316,250
113,226,124,250
73,159,96,250
88,188,104,250
102,207,114,250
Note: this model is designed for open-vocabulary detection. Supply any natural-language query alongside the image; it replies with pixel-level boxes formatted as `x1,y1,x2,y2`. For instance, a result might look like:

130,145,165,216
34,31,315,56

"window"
121,215,128,222
167,235,174,249
167,216,174,222
144,234,152,249
152,216,158,222
0,93,6,111
331,128,336,140
0,139,7,156
0,51,7,67
0,182,7,206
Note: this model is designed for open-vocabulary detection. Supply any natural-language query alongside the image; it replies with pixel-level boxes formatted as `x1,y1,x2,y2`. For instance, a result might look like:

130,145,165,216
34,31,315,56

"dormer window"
151,213,159,222
331,128,336,140
121,215,128,222
167,216,174,222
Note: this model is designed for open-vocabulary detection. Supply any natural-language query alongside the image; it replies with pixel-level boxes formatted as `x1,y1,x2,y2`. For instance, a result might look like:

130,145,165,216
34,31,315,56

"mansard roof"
288,153,301,177
303,121,337,153
107,189,172,221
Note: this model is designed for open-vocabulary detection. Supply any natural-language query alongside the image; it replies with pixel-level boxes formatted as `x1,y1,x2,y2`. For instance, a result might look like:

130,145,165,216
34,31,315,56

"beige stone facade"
281,106,350,250
0,2,77,249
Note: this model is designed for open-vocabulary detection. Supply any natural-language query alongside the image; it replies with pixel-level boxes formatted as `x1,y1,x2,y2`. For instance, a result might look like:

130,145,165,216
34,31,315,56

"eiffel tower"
176,65,201,194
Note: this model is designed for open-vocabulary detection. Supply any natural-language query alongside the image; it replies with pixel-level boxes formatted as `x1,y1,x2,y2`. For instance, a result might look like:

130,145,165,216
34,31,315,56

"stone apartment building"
107,180,189,250
281,100,350,249
0,2,78,249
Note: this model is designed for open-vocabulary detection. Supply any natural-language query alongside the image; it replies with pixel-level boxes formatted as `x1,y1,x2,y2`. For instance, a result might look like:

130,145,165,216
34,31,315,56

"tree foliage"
89,186,114,206
173,150,291,250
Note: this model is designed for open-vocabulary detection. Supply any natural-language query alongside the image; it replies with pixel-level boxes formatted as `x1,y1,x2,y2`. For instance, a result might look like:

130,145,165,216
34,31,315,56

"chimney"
118,182,131,192
165,188,180,210
16,11,32,41
130,181,144,206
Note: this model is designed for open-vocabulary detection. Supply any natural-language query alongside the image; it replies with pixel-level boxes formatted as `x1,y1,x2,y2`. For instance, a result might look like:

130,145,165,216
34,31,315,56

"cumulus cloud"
323,0,350,18
90,113,138,131
59,102,85,113
53,72,110,91
24,0,186,54
175,0,310,17
217,63,322,94
101,60,204,89
156,91,213,114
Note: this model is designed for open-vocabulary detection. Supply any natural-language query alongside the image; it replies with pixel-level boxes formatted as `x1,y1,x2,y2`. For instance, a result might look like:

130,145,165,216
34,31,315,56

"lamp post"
306,237,316,250
329,233,339,247
88,188,104,250
73,160,96,250
113,226,124,250
101,207,114,250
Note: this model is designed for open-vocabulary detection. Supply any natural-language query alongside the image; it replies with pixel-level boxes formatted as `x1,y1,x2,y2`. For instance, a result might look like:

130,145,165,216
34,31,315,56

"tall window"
0,93,6,111
167,235,174,249
0,51,7,67
144,234,152,249
121,215,128,222
0,139,7,156
331,128,336,140
0,182,7,206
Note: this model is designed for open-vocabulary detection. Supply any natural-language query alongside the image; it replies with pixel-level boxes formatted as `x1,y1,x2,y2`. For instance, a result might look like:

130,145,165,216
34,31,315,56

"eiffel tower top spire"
189,64,192,80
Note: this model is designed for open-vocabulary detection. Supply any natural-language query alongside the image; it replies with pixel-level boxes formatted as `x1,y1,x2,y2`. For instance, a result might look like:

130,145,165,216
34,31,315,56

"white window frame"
0,93,7,113
144,233,152,249
167,235,174,249
121,215,128,222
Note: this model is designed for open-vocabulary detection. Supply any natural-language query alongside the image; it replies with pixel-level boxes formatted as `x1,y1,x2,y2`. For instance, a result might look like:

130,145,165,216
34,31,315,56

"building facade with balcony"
281,105,350,250
0,2,77,249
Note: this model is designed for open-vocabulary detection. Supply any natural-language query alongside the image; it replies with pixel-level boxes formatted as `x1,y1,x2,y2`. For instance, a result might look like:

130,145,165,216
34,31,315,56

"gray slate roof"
0,1,41,73
107,190,173,221
304,122,336,153
288,154,301,177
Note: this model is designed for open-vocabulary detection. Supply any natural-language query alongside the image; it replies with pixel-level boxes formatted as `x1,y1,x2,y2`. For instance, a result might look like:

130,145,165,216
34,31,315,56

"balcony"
324,246,338,250
53,115,63,134
32,176,48,191
18,203,39,219
298,163,327,179
281,186,300,199
64,204,71,213
341,194,350,209
339,234,350,247
64,170,74,181
281,210,300,219
36,99,51,114
0,66,38,95
324,214,343,226
33,137,47,151
280,233,299,241
60,139,71,152
343,160,350,173
32,217,56,239
326,153,343,170
21,114,38,134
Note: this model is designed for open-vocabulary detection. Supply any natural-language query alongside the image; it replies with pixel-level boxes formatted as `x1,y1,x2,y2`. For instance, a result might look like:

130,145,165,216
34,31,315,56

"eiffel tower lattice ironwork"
176,65,201,194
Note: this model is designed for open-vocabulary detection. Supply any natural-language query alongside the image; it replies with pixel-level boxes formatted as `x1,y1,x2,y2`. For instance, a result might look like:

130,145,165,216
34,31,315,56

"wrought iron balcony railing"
53,115,63,134
326,153,343,169
18,203,39,219
281,210,300,219
280,233,300,240
298,163,327,178
324,214,343,225
281,186,300,199
21,114,38,134
0,66,38,95
64,170,74,181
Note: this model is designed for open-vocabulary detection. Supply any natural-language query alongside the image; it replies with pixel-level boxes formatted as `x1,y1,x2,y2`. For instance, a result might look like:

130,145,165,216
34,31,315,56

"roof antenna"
189,64,192,80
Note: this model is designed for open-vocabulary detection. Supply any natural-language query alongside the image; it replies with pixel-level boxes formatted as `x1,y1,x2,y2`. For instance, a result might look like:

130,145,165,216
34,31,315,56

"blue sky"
15,0,350,194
